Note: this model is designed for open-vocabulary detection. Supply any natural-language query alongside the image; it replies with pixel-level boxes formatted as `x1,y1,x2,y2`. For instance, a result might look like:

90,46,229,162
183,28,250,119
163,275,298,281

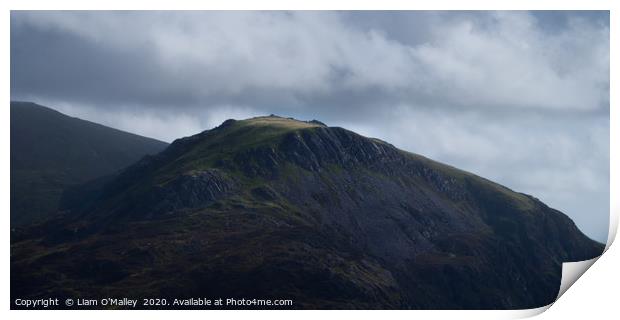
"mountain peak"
182,116,328,150
234,115,326,129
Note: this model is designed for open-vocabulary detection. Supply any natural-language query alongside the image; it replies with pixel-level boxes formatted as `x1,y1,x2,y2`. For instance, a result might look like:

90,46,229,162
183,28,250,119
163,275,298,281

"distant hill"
10,101,168,226
11,115,602,309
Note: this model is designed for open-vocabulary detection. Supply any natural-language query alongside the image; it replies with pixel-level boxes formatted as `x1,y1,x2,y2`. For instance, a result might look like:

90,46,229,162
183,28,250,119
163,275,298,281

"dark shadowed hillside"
10,101,168,226
10,116,603,309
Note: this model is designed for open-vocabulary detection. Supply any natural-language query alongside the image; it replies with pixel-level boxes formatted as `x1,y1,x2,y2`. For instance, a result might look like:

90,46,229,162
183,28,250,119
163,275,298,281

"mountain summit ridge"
12,114,603,309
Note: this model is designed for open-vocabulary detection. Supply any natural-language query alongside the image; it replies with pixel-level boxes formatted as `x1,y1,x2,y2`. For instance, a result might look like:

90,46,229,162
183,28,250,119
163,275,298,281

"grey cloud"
11,11,609,113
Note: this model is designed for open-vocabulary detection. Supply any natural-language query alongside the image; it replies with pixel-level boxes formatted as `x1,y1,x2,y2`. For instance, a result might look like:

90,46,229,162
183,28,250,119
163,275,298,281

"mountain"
10,101,168,226
10,115,603,309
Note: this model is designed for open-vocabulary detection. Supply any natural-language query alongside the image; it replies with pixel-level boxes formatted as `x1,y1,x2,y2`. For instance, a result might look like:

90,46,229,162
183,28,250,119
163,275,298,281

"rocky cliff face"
11,116,603,309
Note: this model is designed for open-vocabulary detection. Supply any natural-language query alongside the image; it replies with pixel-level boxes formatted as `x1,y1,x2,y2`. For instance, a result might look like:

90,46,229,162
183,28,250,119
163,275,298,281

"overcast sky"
10,11,609,242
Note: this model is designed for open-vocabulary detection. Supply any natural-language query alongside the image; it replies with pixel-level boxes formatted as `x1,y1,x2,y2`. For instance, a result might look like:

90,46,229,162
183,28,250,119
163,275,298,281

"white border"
2,1,617,319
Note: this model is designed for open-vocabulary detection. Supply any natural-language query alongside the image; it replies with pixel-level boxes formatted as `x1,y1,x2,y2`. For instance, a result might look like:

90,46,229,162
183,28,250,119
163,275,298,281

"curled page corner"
556,256,600,300
541,210,616,314
510,304,551,319
519,256,602,318
605,211,618,252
